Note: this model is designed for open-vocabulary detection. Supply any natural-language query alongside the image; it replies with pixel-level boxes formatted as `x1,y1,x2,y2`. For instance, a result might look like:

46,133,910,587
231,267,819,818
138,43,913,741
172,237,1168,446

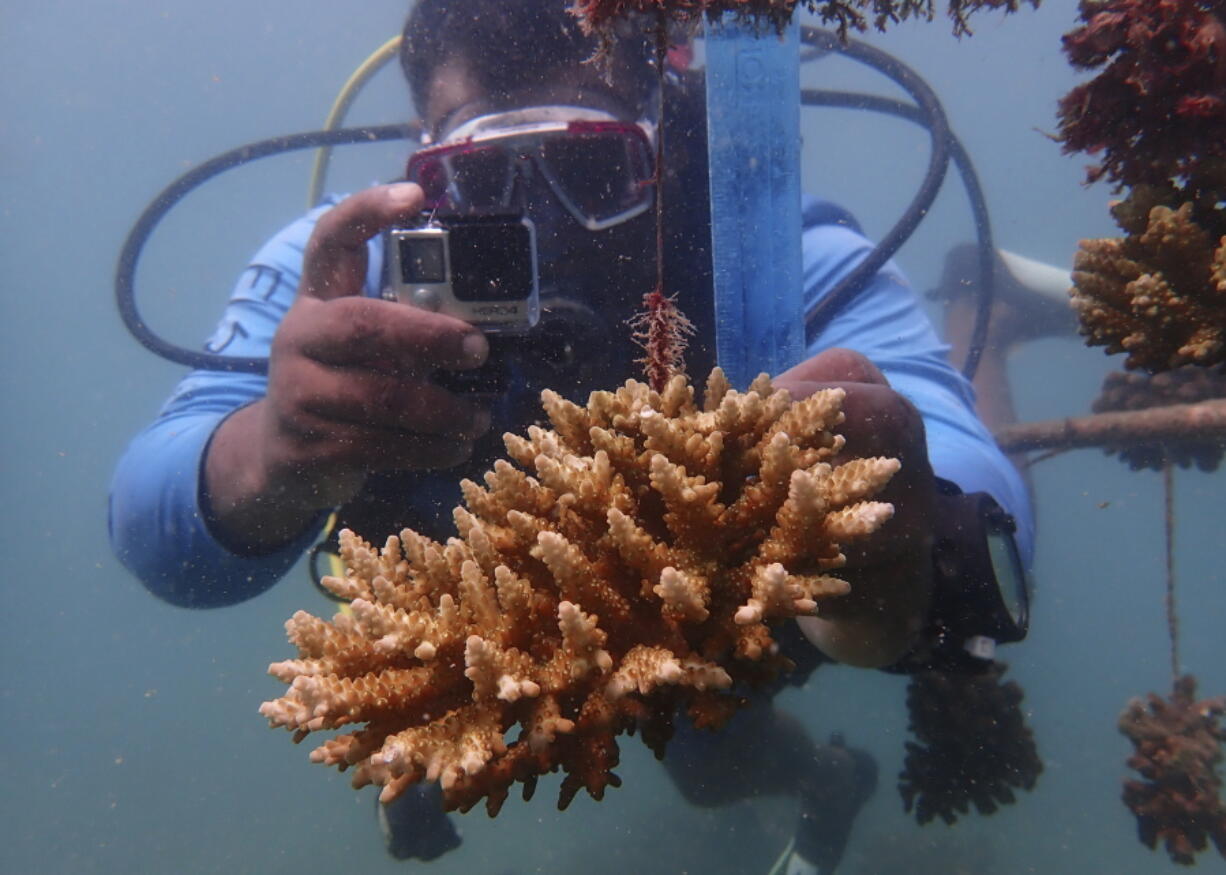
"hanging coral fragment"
897,663,1042,826
1059,0,1226,372
1119,675,1226,865
1070,181,1226,372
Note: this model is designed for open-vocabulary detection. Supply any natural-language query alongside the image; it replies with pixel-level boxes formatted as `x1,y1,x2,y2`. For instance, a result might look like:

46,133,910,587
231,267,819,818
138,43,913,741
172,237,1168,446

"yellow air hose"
307,35,404,209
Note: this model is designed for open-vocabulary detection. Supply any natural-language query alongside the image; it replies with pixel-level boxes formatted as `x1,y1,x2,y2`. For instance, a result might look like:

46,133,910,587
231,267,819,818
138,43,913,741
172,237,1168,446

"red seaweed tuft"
1057,0,1226,189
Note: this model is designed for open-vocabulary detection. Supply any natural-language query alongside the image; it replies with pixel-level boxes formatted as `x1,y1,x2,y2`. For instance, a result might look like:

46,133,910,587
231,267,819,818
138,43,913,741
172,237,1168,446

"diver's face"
420,61,658,299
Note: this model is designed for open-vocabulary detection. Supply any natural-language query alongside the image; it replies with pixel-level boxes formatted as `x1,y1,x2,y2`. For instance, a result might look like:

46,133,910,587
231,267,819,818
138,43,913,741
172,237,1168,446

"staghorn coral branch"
260,369,898,815
1068,190,1226,372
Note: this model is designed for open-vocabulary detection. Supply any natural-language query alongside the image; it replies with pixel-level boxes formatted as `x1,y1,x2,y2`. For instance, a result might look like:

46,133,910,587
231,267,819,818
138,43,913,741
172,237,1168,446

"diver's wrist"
202,402,326,553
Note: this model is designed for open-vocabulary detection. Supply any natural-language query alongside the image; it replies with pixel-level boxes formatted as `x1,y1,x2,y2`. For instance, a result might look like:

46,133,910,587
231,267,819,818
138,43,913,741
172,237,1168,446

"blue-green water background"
3,2,1223,872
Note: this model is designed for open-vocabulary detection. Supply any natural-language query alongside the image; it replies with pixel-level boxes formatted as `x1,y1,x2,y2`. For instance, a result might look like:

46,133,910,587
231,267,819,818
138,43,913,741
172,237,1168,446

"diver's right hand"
203,184,491,552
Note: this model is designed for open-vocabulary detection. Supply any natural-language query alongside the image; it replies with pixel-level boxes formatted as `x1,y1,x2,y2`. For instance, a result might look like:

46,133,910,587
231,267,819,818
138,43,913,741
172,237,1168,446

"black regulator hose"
798,29,947,350
800,87,996,380
114,122,416,375
799,27,995,382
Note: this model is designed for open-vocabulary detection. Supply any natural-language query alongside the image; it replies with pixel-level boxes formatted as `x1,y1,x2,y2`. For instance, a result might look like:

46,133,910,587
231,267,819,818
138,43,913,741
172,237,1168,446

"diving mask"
407,106,656,232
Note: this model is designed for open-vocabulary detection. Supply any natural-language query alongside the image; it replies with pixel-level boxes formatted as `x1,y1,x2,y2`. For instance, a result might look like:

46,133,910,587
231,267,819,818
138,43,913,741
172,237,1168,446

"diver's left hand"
773,348,935,667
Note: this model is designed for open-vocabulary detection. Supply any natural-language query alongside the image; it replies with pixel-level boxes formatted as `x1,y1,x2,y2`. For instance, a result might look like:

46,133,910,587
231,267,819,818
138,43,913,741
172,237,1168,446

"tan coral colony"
259,368,899,815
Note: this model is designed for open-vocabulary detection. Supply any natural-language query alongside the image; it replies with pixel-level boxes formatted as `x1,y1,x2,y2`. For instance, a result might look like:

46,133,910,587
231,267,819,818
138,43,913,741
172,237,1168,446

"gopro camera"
385,214,539,334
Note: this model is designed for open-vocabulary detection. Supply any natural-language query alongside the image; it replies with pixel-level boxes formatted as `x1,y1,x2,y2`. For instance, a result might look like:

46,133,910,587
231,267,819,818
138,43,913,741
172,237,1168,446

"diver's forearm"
203,402,330,554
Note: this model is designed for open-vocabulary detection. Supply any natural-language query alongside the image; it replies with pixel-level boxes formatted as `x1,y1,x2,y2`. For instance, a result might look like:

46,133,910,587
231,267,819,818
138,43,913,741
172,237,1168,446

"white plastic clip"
964,635,997,661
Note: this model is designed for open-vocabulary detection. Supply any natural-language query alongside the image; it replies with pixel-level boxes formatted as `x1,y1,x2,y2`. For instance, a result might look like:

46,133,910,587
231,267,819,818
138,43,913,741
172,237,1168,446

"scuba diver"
109,0,1050,870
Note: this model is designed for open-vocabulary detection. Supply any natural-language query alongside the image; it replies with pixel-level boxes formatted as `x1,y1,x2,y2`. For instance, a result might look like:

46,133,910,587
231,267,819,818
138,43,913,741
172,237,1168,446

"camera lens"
448,221,534,302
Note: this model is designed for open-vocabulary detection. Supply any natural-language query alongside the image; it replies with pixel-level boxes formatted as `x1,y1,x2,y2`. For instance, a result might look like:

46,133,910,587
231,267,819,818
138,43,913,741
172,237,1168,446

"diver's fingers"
775,348,927,474
776,348,889,387
300,183,425,301
833,383,928,462
283,359,491,439
289,296,488,374
287,420,477,473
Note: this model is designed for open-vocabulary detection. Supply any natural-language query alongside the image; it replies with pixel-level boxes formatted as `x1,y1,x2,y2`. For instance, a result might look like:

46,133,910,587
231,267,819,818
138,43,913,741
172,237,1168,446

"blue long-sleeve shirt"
109,195,1034,607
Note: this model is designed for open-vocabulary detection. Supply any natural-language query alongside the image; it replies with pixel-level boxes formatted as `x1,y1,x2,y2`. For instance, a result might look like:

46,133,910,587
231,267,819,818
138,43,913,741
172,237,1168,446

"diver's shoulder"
801,194,865,236
249,194,351,270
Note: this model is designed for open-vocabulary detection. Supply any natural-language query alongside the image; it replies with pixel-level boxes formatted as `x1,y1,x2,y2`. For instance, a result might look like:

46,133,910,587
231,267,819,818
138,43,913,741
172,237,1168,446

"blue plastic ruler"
703,15,804,389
